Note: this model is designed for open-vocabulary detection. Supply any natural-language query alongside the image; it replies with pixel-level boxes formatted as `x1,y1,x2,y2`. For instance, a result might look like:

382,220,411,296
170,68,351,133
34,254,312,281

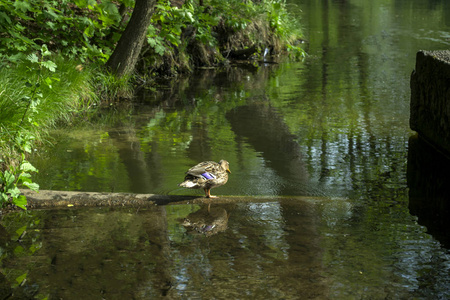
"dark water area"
2,0,450,298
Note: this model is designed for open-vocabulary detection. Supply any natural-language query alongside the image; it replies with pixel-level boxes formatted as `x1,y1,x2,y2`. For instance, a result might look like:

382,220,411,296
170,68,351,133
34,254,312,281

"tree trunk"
106,0,155,77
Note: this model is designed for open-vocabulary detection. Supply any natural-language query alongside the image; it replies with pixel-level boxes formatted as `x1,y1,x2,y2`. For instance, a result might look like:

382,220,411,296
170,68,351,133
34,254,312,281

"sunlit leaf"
20,161,38,173
26,53,39,63
23,182,39,192
15,225,27,237
13,1,32,13
3,170,15,187
41,61,57,72
15,272,27,285
44,77,53,88
9,186,21,198
74,0,88,8
13,195,28,210
0,193,9,203
41,44,51,56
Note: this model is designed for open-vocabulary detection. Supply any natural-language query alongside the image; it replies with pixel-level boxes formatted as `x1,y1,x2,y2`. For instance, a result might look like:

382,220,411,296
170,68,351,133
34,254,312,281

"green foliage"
147,24,168,57
265,0,305,55
153,1,185,48
0,45,58,209
0,155,39,210
0,45,98,210
146,0,218,58
210,0,256,31
0,0,304,73
287,44,307,60
0,127,39,210
0,0,129,63
91,67,134,103
141,0,304,74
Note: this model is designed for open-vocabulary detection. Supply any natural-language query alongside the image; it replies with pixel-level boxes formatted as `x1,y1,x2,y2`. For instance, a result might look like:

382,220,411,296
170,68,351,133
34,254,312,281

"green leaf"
165,33,179,46
14,246,24,255
23,182,39,192
46,21,56,30
44,77,53,88
18,172,31,180
41,44,51,56
0,193,9,203
13,195,27,210
27,53,39,63
9,186,21,198
99,0,120,23
23,145,32,154
0,12,12,25
185,11,194,23
20,162,37,173
15,225,27,237
148,37,157,47
2,171,15,188
84,25,95,38
41,60,57,72
15,272,27,285
155,44,165,56
14,1,32,13
74,0,88,8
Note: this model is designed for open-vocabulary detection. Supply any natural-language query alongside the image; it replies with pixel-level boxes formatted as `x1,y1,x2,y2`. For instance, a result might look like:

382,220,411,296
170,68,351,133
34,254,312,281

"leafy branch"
0,45,58,210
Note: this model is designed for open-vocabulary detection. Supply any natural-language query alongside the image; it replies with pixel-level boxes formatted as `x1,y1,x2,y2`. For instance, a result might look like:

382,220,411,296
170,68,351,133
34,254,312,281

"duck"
178,160,231,198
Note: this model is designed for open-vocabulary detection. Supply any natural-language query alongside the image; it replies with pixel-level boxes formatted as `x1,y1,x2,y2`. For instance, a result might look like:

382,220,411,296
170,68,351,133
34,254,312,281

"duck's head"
219,160,231,173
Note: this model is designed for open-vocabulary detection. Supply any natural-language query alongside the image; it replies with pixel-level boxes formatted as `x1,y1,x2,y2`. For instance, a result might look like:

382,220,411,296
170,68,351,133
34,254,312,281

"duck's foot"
204,189,217,198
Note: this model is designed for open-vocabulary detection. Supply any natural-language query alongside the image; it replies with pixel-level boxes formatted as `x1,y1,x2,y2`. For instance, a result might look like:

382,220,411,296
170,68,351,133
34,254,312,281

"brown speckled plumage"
178,160,231,198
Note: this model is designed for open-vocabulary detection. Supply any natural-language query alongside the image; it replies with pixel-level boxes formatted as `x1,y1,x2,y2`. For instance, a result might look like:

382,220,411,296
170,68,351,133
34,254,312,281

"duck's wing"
186,161,218,177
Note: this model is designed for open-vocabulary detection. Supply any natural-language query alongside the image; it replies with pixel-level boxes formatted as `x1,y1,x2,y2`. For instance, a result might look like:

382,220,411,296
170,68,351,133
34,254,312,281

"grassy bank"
0,51,97,209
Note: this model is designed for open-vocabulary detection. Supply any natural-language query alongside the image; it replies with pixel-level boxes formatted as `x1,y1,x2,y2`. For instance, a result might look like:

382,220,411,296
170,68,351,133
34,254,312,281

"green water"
2,0,450,298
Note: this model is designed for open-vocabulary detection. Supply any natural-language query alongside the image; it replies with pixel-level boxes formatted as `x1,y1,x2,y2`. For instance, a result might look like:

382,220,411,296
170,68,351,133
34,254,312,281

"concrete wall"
410,50,450,155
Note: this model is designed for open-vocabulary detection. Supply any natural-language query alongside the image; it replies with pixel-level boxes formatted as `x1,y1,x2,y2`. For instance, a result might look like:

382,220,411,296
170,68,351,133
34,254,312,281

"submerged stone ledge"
22,190,329,209
410,50,450,155
23,190,330,209
22,190,197,209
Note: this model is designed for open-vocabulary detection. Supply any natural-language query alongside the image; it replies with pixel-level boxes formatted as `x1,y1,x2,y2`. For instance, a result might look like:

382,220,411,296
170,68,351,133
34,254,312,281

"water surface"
1,198,448,299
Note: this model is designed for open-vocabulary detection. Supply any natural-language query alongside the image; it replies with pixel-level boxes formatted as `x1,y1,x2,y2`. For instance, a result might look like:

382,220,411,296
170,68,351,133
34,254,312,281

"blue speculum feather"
201,172,216,180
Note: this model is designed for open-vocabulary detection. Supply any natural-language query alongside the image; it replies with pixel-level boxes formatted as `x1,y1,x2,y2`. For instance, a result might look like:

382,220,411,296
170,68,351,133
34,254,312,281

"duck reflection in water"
182,206,230,237
178,160,231,198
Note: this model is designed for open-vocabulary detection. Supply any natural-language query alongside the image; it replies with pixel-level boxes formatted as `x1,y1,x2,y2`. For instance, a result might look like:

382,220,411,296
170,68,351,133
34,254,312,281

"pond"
2,0,450,298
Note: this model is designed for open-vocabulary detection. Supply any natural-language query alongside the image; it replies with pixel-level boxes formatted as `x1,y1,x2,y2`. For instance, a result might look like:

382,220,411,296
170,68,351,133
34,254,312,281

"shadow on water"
226,99,309,195
407,135,450,248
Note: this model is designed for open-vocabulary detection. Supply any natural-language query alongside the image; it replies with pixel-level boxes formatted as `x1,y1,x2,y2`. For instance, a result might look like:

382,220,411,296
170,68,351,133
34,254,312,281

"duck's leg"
204,188,217,198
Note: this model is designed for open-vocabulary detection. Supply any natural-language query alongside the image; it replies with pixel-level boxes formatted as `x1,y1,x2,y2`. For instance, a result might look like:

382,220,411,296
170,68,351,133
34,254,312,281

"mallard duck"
178,160,231,198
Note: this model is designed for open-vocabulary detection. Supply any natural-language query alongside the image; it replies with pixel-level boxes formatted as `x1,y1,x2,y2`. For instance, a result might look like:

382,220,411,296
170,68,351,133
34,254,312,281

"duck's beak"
226,168,231,173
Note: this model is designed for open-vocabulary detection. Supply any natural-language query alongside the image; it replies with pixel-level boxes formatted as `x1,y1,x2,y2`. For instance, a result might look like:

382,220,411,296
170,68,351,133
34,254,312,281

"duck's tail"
178,181,199,188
